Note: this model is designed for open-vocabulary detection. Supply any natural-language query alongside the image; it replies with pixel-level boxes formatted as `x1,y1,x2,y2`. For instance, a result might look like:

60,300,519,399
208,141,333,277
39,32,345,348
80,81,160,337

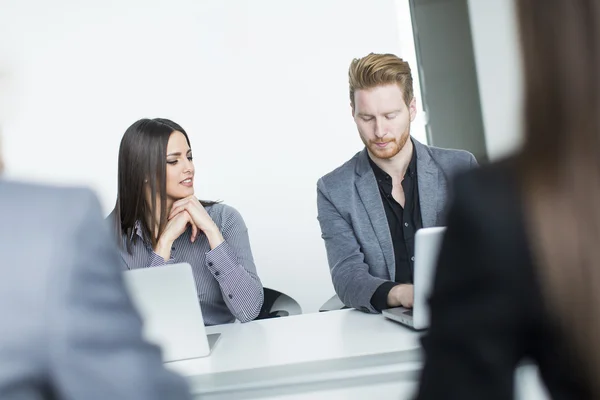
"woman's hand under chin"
168,196,225,249
153,210,198,261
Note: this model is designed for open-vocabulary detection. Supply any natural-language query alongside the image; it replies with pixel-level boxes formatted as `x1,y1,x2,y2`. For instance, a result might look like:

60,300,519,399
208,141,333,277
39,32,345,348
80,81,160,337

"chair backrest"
319,294,349,312
255,288,302,320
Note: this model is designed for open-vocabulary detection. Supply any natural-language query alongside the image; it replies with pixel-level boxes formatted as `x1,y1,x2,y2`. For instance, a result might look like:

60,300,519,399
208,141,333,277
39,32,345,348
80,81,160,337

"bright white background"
0,0,522,313
0,0,428,313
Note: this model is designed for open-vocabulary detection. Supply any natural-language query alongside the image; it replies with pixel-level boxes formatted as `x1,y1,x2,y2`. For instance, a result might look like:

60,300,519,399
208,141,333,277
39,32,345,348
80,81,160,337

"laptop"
382,226,446,330
123,262,221,363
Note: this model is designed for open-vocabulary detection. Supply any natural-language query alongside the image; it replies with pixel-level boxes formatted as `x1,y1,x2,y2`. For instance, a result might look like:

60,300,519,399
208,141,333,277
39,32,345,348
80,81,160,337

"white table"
167,309,423,399
167,309,550,400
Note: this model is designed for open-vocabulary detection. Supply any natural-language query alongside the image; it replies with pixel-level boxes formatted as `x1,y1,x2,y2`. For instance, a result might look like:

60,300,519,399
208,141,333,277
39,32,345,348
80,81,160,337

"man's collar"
407,139,417,176
368,154,390,182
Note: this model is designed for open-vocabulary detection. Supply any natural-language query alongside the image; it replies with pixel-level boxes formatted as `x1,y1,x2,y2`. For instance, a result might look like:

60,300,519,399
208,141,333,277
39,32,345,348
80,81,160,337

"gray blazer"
0,180,191,400
317,138,478,313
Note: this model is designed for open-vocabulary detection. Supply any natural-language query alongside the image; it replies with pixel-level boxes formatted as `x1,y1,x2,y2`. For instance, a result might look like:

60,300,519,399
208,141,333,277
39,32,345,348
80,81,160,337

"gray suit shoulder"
426,145,477,167
1,180,101,216
317,151,361,190
1,179,93,196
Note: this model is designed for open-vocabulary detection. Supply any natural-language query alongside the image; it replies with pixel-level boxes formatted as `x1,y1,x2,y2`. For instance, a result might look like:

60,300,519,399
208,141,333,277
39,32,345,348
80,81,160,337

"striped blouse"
116,203,264,326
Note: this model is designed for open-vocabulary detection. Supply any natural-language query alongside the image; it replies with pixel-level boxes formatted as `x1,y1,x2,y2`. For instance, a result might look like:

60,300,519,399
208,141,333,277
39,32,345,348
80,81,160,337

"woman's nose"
184,158,194,173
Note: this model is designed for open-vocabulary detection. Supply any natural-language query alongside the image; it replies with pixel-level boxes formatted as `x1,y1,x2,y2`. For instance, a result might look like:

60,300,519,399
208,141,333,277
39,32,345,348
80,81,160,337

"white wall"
0,0,425,313
467,0,523,161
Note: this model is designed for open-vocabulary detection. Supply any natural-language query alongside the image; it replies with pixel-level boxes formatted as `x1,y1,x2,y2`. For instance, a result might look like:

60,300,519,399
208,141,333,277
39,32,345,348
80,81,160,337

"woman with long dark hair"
111,118,264,326
416,0,600,398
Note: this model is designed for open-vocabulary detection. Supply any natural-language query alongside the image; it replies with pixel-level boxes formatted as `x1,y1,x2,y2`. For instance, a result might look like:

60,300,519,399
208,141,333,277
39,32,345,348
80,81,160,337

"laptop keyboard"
404,309,413,316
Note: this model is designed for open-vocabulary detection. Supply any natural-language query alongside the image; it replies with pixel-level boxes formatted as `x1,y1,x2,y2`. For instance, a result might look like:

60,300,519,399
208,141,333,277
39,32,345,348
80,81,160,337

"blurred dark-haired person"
110,118,264,325
0,138,192,399
416,0,599,398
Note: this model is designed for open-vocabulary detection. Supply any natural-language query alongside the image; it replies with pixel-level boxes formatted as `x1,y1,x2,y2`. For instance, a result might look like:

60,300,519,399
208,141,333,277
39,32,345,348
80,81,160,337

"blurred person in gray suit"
0,145,191,399
317,53,478,314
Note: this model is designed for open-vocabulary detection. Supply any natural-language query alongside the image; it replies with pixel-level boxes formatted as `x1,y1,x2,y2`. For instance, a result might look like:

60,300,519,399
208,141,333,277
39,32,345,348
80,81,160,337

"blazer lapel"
355,149,396,280
414,139,441,227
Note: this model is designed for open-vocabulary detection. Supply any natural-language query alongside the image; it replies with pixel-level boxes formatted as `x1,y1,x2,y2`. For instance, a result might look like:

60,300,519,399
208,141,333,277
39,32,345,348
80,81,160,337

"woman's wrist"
204,226,225,250
154,238,174,261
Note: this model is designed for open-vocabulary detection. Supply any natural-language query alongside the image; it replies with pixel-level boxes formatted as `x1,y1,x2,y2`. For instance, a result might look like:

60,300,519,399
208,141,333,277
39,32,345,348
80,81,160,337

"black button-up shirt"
369,142,423,311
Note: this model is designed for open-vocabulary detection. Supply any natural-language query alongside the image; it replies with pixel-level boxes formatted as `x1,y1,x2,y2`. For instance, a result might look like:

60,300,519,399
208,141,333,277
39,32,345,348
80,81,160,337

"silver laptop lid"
123,263,211,362
412,227,446,330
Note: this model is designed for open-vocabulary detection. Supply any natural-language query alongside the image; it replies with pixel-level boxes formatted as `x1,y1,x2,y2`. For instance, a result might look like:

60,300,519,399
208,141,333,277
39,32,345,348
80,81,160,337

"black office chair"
255,288,302,320
319,294,350,312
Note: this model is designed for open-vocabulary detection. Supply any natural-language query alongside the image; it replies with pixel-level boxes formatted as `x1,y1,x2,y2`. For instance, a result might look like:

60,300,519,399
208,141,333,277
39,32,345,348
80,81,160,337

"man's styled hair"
348,53,414,109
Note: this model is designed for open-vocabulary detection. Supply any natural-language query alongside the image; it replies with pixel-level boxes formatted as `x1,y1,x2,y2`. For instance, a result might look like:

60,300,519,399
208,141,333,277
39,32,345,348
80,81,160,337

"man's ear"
409,97,417,122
